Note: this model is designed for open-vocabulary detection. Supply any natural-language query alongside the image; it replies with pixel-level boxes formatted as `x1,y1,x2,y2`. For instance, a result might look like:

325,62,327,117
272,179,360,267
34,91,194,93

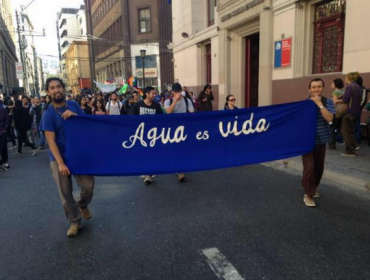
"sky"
11,0,84,59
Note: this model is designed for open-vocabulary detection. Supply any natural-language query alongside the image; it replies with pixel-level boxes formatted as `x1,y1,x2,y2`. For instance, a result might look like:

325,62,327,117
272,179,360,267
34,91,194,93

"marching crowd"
0,72,368,236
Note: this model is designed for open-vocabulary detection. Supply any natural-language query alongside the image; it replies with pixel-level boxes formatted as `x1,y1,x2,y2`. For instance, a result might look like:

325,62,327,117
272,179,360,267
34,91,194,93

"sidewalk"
263,142,370,193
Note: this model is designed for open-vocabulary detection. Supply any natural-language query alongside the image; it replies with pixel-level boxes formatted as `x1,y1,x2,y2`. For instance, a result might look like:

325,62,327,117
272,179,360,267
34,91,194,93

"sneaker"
177,173,186,182
39,145,45,150
80,207,92,220
341,153,356,157
9,145,17,150
67,223,81,237
303,194,316,207
32,147,40,156
355,146,360,151
313,192,320,198
143,175,153,185
13,151,22,155
3,163,11,171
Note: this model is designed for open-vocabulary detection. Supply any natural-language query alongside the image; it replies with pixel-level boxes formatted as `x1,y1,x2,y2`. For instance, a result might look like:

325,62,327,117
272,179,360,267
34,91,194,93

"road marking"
201,248,244,280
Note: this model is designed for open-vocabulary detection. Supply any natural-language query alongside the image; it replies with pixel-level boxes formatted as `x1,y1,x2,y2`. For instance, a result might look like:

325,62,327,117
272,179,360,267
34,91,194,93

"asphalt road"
1,148,370,280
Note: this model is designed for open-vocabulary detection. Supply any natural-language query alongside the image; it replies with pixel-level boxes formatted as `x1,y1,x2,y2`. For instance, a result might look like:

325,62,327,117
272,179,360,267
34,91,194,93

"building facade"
85,0,174,91
57,6,88,88
19,12,41,96
0,0,19,96
173,0,370,111
172,0,220,108
63,41,91,94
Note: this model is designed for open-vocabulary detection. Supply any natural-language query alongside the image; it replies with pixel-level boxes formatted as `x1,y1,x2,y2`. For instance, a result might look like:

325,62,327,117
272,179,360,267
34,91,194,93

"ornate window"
312,0,346,74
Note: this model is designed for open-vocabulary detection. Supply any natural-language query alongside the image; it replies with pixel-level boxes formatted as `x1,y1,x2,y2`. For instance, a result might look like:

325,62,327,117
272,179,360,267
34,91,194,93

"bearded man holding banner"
302,78,335,207
39,78,95,237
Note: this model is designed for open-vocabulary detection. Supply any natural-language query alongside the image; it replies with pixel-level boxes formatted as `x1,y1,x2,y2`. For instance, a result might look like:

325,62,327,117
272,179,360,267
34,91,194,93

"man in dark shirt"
0,96,10,170
341,72,363,157
130,86,163,184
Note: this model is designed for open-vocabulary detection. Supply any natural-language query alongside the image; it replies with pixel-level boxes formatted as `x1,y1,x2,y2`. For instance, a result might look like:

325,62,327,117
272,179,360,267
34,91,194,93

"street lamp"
140,49,146,89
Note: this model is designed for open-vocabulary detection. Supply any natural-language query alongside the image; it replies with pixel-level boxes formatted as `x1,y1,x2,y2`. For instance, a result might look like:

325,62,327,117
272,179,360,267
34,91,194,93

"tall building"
0,0,19,96
84,0,174,91
57,5,89,90
19,12,40,96
63,41,91,94
172,0,220,107
173,0,370,111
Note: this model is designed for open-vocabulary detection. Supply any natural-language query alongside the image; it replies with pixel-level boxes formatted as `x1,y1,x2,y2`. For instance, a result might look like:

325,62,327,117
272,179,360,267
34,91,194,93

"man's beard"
53,94,65,104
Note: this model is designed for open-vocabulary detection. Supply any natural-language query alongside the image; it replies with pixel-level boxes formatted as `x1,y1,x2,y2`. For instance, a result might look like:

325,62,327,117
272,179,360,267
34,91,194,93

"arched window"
312,0,346,74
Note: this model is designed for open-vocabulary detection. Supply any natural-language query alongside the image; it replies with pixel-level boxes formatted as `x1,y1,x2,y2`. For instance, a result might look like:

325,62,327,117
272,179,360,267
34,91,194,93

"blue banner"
64,101,317,176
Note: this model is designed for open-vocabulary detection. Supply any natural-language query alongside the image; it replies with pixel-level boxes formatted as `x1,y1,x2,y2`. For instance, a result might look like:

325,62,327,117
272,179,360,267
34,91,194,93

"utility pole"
85,0,96,92
15,10,28,95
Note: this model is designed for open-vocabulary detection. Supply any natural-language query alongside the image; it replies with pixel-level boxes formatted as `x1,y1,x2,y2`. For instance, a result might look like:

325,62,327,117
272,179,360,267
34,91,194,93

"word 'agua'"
219,113,270,137
122,122,187,148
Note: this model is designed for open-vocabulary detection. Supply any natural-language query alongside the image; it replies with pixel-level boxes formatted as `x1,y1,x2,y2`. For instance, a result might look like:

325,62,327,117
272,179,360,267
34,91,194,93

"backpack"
360,88,368,109
170,97,190,113
107,100,121,114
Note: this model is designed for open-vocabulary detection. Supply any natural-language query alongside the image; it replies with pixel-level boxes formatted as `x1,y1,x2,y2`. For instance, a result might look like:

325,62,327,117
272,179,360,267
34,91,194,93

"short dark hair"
309,78,325,89
356,76,363,88
333,78,344,89
143,86,155,99
45,77,65,91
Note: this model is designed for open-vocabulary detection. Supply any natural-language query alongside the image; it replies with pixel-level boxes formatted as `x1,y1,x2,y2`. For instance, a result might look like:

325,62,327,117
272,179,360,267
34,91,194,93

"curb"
262,158,370,193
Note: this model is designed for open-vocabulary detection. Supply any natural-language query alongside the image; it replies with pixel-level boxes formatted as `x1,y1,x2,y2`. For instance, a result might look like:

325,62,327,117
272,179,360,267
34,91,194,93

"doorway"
245,33,259,108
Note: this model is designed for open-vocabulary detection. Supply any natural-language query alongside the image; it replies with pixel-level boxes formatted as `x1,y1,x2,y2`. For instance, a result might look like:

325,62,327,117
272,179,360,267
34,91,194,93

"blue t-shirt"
39,101,84,161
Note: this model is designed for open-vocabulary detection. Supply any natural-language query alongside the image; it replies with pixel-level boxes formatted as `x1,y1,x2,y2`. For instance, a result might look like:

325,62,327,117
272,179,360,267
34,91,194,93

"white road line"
201,248,244,280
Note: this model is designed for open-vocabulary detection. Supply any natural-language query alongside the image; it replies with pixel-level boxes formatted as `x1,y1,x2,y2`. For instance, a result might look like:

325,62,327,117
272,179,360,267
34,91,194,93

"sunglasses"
229,99,236,101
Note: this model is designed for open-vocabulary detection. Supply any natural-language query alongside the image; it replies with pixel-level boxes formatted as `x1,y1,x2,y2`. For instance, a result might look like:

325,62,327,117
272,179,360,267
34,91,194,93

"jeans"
38,130,46,147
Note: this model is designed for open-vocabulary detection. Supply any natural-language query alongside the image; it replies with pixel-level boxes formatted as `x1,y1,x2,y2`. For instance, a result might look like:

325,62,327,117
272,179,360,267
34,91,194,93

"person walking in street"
13,96,39,156
340,72,363,157
78,96,92,115
130,86,163,185
354,76,368,144
302,78,335,207
106,92,121,115
0,96,10,171
5,99,17,149
92,99,106,115
198,84,214,112
34,97,46,149
224,95,238,110
39,77,95,237
165,82,194,182
328,78,345,149
120,94,135,115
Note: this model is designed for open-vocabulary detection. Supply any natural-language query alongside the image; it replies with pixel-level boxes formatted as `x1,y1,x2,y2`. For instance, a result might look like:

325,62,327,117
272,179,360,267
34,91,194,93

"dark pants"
16,129,36,153
341,114,357,154
6,125,16,146
302,144,326,197
329,117,342,148
354,114,362,144
0,133,8,164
